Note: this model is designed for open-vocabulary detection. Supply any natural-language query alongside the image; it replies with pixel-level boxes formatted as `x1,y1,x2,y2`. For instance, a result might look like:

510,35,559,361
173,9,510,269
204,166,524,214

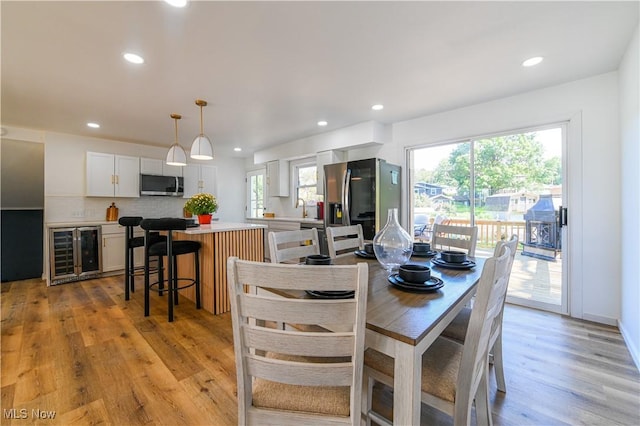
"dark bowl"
364,243,375,254
413,242,431,253
305,254,332,265
441,250,467,263
398,264,431,283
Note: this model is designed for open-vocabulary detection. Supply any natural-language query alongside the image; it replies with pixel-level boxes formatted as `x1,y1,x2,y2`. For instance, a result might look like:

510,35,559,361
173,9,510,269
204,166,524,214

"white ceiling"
2,1,638,158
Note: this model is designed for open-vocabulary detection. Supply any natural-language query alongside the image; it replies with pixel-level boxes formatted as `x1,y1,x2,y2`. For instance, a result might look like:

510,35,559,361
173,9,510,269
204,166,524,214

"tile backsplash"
45,196,186,224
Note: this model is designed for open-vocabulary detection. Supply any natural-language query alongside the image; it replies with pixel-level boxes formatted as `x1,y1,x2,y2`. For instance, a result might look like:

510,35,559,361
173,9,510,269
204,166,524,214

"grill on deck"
522,195,561,261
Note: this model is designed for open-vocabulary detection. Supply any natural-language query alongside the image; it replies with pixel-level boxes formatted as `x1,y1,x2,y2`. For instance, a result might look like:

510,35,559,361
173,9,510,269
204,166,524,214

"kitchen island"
174,222,266,314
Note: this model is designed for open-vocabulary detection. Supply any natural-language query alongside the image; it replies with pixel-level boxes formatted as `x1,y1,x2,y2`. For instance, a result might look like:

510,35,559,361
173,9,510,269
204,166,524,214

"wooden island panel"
175,227,264,314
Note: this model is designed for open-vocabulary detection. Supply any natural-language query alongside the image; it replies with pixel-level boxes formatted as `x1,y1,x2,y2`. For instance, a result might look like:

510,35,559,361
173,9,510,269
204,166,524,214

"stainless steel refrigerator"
323,158,401,240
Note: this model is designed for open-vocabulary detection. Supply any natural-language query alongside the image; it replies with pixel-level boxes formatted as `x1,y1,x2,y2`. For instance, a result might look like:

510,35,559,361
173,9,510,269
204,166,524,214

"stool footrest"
149,278,197,293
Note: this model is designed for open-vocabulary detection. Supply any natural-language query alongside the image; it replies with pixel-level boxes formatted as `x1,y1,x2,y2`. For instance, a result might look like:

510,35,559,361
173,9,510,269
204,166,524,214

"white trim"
405,117,582,317
289,157,318,208
245,168,266,219
582,312,618,327
505,297,563,314
618,319,640,371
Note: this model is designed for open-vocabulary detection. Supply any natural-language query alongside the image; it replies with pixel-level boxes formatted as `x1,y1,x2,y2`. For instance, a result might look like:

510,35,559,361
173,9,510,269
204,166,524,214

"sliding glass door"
408,124,567,313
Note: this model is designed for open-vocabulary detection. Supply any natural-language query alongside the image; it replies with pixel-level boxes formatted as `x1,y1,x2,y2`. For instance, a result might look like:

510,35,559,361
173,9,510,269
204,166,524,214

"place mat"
354,250,376,259
431,257,476,270
387,275,444,292
411,250,438,258
305,290,355,299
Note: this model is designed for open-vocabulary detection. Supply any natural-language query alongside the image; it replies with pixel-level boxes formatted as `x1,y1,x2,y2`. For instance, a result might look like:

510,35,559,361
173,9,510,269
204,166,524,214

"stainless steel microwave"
140,174,184,196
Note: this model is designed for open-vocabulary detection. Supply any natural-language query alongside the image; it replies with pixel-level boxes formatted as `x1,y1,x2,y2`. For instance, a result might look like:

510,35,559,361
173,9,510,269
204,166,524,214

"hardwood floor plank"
57,398,110,425
1,325,24,386
1,277,638,426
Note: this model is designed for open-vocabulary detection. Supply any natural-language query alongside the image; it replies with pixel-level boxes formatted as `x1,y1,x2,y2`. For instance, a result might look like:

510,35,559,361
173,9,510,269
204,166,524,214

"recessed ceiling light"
317,121,328,127
522,56,543,67
164,0,188,7
234,147,242,152
371,104,384,111
87,122,100,129
123,53,144,64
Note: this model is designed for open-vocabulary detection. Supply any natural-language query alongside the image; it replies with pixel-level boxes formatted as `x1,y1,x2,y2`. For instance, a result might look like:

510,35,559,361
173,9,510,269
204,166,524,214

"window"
291,158,320,205
246,169,265,218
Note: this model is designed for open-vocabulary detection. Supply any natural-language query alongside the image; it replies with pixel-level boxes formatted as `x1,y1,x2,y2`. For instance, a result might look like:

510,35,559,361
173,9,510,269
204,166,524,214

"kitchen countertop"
248,217,323,225
179,222,267,234
46,220,120,228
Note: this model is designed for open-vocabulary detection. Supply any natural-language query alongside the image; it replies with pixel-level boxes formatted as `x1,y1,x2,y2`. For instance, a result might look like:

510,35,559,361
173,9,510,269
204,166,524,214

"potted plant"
184,193,218,224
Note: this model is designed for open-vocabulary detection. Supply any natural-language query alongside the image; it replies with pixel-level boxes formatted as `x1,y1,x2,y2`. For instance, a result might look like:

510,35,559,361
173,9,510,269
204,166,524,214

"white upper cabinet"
140,157,182,177
86,152,139,197
267,160,289,197
140,158,163,175
183,164,217,198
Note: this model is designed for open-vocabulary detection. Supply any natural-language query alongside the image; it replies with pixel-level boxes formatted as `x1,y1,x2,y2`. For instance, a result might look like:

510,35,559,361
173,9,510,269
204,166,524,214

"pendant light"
166,113,187,166
191,99,214,160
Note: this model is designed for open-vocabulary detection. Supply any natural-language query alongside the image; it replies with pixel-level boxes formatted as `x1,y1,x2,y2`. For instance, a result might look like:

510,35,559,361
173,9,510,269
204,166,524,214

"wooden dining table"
336,254,484,425
265,253,485,425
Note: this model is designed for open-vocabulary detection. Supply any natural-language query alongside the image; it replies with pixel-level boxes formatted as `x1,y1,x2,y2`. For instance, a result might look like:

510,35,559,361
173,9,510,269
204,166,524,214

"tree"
432,134,560,195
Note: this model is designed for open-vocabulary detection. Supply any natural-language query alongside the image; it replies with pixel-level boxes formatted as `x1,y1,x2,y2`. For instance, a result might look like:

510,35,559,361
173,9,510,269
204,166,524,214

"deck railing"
447,218,526,248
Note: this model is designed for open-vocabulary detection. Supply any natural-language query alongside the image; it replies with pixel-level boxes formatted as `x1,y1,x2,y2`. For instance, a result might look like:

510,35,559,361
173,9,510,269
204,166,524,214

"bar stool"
140,218,202,322
118,216,165,301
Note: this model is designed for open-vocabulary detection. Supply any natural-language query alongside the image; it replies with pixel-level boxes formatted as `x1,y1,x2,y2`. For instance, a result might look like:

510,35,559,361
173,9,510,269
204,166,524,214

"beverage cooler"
49,226,102,285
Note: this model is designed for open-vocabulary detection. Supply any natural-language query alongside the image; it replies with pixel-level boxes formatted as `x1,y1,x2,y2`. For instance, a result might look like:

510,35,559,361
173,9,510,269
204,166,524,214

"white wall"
4,128,247,224
392,72,621,325
619,25,640,368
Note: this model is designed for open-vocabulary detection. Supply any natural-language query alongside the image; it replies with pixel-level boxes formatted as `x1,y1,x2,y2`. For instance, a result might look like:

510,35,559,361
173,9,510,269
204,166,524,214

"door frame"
405,119,577,316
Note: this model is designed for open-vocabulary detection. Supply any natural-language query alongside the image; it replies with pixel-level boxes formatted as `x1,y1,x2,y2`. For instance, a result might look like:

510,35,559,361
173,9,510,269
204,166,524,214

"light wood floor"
2,275,639,425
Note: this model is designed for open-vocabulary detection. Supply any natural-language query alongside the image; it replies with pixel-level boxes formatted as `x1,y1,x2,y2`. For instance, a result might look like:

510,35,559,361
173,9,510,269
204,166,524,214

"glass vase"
373,208,413,272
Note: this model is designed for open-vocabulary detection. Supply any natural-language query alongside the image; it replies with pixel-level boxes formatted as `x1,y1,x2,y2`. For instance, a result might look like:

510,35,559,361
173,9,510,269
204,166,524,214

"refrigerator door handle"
343,169,351,226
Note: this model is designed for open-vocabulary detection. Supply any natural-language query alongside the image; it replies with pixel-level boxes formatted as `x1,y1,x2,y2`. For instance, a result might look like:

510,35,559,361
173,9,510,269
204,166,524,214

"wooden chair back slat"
268,228,320,263
431,223,478,256
327,225,365,258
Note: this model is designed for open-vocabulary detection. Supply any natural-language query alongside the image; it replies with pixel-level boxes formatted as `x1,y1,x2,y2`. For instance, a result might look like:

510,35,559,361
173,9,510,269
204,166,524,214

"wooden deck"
476,246,562,306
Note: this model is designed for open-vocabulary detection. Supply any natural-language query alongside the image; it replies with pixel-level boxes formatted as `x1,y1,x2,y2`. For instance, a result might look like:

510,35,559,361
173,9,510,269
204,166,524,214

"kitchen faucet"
296,198,308,218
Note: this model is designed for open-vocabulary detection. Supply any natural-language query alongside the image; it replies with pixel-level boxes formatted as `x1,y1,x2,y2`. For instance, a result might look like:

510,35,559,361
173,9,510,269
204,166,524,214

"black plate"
411,250,438,258
354,250,376,259
388,275,444,292
393,274,442,288
305,290,355,299
431,257,476,270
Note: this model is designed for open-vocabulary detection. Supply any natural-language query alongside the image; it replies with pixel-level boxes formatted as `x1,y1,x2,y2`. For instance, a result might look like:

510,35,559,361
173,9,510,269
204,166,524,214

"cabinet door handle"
115,175,119,185
111,175,115,184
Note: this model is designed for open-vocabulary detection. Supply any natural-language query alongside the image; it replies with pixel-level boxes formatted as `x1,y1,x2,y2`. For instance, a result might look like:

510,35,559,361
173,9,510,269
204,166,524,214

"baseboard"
582,312,617,326
618,319,640,371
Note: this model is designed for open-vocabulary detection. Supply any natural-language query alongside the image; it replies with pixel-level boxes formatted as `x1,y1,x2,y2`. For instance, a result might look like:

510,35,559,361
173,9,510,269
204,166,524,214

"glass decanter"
373,208,413,272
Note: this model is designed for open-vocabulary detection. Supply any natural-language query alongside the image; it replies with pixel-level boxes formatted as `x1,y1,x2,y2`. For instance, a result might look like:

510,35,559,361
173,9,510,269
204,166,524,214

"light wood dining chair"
441,234,519,393
327,224,365,258
363,245,512,426
268,228,320,263
227,257,369,425
431,223,478,257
